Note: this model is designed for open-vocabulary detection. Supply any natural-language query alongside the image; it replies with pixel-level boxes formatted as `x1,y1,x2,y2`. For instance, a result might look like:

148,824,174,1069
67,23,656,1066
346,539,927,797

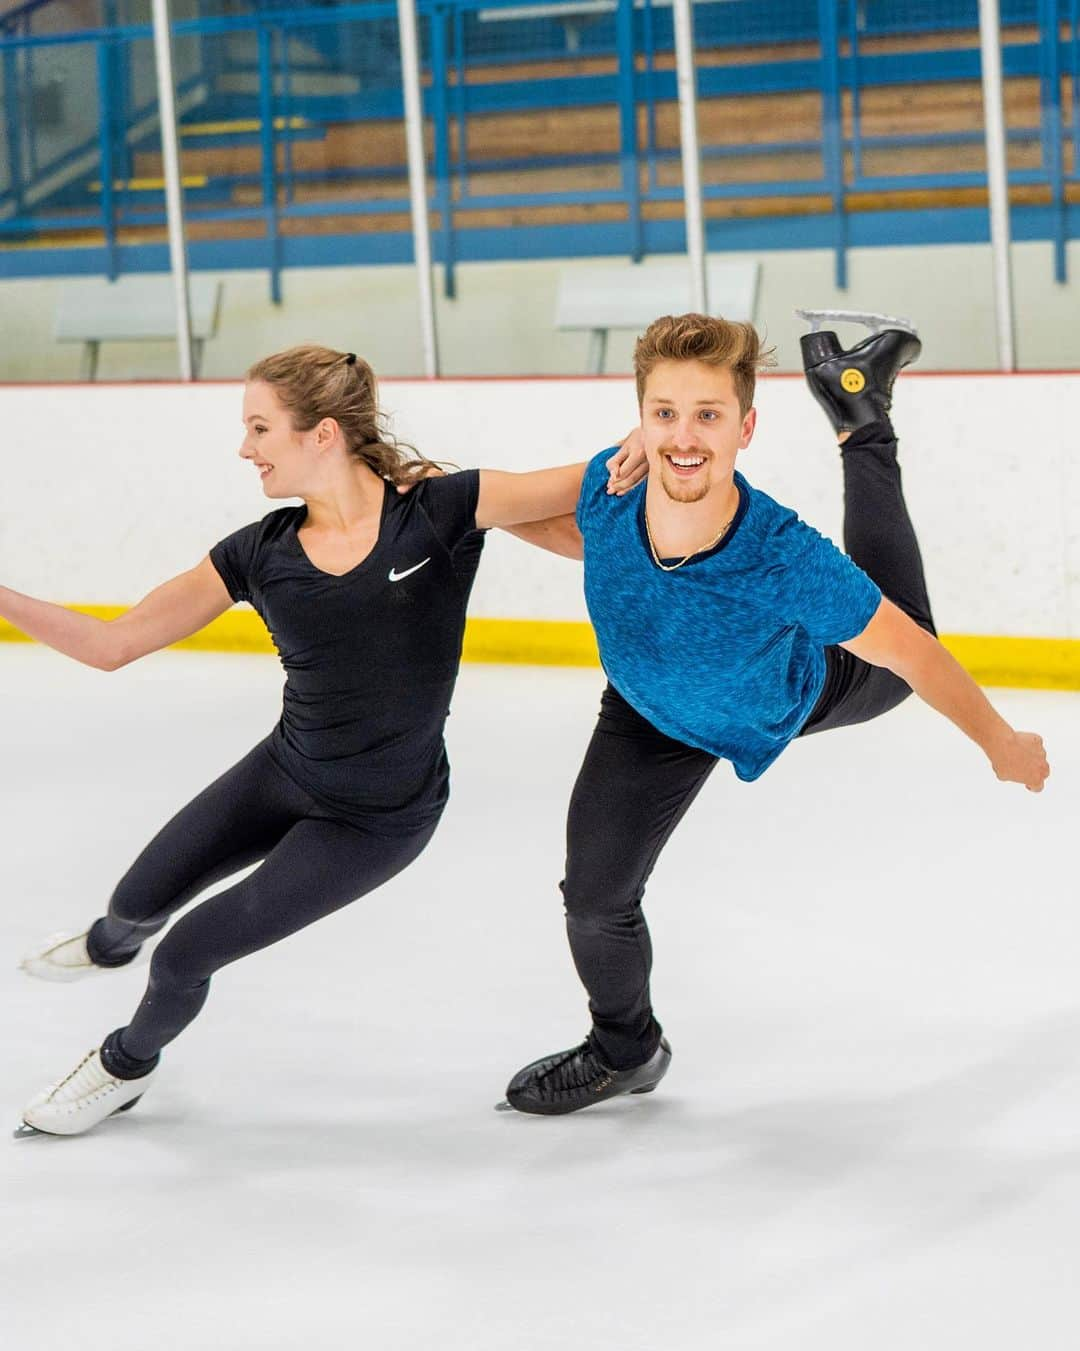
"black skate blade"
494,1099,515,1112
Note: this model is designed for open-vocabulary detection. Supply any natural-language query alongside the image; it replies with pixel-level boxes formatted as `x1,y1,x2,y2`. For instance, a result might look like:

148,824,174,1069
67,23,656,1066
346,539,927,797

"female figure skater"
11,345,642,1137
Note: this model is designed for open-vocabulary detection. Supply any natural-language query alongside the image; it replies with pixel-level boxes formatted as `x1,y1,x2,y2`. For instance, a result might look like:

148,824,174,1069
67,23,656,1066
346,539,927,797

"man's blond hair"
633,313,776,416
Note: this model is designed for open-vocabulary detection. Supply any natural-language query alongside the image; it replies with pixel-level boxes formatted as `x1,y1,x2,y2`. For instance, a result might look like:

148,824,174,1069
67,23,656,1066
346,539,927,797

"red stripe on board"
2,368,1079,391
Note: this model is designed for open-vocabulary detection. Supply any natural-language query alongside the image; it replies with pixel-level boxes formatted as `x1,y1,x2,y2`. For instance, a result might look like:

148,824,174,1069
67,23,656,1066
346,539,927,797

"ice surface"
3,646,1077,1350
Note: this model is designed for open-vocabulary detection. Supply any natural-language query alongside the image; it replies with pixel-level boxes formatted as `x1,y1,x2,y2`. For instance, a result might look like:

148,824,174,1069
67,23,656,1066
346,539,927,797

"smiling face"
240,380,324,499
641,359,756,504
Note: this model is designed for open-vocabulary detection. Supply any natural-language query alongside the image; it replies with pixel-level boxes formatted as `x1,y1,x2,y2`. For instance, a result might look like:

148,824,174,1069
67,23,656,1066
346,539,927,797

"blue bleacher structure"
0,0,1077,300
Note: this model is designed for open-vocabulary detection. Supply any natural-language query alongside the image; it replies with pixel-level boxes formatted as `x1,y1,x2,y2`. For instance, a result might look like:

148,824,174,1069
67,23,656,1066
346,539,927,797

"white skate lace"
43,1051,118,1105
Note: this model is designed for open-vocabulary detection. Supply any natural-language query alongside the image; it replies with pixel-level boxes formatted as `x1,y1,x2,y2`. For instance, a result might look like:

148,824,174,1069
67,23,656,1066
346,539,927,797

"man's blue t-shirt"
576,449,882,781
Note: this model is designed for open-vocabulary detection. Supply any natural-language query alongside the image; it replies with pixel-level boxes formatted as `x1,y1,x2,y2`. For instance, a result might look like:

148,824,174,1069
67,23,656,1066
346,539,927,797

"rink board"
0,373,1076,685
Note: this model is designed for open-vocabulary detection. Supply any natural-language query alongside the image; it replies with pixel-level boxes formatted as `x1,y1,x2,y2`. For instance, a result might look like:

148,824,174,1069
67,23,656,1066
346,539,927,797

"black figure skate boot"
797,308,921,435
497,1036,672,1116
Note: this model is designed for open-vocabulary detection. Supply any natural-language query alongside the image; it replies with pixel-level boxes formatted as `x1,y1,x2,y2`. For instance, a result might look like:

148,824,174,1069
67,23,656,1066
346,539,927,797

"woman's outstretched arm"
486,438,644,560
0,556,233,671
475,463,588,531
474,436,647,531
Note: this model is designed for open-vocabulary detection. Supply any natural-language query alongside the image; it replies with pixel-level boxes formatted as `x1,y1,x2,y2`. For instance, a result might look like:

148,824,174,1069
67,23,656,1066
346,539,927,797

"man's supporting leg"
562,684,718,1069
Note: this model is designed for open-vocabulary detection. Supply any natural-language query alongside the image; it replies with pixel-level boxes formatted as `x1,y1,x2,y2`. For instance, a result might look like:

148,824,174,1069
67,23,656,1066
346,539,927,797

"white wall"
0,373,1074,638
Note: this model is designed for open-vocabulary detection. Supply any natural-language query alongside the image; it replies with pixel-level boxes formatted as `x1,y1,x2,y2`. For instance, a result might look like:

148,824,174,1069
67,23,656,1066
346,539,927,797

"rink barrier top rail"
4,369,1080,389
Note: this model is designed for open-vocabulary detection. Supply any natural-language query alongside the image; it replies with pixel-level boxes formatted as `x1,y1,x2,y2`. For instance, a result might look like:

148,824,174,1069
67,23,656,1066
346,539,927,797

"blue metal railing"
0,0,1077,297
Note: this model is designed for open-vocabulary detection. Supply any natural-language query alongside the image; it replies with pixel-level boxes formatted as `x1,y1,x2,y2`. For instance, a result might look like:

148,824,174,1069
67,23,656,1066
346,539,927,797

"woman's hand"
0,557,232,670
606,427,647,495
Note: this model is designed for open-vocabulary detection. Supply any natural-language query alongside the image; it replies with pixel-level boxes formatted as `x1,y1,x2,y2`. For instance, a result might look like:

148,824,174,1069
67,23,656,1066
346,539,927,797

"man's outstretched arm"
841,598,1050,792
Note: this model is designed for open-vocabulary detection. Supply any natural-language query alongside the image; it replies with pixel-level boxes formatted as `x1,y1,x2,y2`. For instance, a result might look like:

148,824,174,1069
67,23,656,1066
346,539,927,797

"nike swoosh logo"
388,558,431,583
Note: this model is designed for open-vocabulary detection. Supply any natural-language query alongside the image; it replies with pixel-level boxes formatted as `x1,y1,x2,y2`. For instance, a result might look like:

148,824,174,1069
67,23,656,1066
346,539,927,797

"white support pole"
978,0,1016,371
150,0,195,381
672,0,708,313
397,0,440,377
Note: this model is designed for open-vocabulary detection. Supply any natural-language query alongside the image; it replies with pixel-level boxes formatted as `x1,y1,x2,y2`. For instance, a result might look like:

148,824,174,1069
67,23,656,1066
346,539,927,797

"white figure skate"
20,929,144,982
16,1048,155,1138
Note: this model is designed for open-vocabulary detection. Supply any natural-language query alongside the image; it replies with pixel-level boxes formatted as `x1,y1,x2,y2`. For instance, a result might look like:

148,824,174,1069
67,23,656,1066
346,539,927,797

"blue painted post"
196,0,221,107
615,0,642,261
120,30,134,184
817,0,847,288
453,4,467,203
431,6,456,298
1071,0,1080,180
97,40,118,280
2,36,25,220
103,0,132,184
1039,0,1066,280
281,15,294,205
23,13,38,181
258,23,281,304
848,0,863,185
642,0,658,194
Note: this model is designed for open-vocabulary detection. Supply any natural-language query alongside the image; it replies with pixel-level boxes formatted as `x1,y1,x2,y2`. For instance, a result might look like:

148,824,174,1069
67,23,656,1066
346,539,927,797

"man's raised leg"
799,312,935,734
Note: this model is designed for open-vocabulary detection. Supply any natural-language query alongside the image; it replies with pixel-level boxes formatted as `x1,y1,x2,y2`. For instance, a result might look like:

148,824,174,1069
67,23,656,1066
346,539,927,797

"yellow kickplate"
461,618,601,667
0,611,1077,689
939,635,1080,692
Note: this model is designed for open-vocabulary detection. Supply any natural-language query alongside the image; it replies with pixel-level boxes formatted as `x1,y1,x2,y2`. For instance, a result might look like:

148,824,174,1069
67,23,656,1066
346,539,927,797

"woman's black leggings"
562,420,937,1070
88,739,436,1068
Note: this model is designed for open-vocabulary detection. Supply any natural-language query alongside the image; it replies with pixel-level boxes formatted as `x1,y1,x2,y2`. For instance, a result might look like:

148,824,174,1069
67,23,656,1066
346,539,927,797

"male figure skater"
501,311,1050,1115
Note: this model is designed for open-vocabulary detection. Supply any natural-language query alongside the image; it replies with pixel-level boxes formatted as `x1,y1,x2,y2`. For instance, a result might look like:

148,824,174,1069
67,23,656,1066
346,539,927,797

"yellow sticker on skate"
840,368,866,393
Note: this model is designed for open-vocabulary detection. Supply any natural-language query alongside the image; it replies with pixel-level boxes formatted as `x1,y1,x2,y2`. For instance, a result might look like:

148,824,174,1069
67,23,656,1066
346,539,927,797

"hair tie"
344,352,357,366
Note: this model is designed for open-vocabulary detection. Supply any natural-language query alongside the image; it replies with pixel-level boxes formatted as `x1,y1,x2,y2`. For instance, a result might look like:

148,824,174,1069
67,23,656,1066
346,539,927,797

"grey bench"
479,0,733,51
54,276,223,380
555,259,760,373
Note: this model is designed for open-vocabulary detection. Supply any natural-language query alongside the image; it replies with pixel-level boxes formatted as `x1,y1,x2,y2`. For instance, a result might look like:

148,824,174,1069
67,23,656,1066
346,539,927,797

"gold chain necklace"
644,507,734,573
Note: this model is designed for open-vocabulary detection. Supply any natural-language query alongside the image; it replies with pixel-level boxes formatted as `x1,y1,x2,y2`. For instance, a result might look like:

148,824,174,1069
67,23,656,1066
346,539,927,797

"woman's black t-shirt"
209,471,484,833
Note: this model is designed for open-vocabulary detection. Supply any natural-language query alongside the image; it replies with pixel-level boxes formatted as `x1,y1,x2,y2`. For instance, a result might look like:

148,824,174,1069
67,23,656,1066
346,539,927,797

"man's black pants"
562,420,936,1069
